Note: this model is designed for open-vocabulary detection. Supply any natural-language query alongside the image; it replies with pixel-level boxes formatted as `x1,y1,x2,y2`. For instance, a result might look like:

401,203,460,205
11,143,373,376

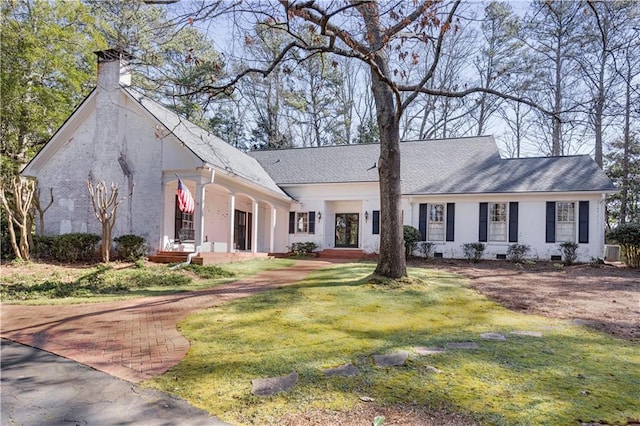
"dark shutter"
308,211,316,234
418,204,427,240
446,203,455,241
372,210,380,235
508,202,519,243
288,211,295,234
546,202,556,243
479,202,488,242
579,201,589,243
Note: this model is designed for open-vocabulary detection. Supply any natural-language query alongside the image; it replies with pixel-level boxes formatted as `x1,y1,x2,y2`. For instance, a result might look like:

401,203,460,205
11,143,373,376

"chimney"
94,49,133,89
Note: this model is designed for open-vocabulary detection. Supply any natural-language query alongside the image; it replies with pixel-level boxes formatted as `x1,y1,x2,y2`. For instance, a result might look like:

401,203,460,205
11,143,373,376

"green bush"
113,234,147,261
31,235,56,260
607,223,640,267
51,233,101,263
507,243,530,262
559,242,579,265
289,241,318,255
403,225,421,259
462,242,485,263
1,214,14,261
182,264,235,279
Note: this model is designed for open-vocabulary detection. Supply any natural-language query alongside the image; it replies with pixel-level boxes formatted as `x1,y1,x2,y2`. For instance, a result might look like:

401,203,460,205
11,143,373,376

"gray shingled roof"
124,87,287,198
249,137,615,194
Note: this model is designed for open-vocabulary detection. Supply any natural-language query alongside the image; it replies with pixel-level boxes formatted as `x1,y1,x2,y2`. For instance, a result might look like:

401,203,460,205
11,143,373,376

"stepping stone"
446,342,479,350
322,363,360,377
480,332,507,341
510,330,543,337
572,319,594,326
414,346,447,356
373,351,409,367
251,371,298,396
425,365,443,374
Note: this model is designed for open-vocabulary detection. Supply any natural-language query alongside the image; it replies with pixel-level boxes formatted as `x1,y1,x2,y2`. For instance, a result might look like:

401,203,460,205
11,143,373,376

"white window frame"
427,204,445,241
296,212,309,234
556,202,576,243
488,202,508,242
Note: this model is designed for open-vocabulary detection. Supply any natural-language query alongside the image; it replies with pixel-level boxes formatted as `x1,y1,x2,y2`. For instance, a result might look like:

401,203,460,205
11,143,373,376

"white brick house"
22,50,616,262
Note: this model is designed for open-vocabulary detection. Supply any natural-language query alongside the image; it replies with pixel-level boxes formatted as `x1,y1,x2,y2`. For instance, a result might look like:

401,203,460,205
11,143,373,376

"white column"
269,207,276,253
195,183,206,247
228,193,235,252
252,200,259,253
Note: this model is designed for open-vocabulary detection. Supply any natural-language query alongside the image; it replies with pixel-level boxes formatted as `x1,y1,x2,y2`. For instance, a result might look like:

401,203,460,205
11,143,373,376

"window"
489,202,507,242
556,202,575,242
296,212,309,233
428,204,445,241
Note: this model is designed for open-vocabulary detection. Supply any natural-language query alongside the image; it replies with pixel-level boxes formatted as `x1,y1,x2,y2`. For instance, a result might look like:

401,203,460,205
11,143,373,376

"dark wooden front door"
233,210,253,250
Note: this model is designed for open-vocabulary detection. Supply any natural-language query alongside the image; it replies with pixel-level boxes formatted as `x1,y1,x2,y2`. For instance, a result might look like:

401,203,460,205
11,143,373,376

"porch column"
194,182,206,247
251,200,259,253
269,207,276,253
228,193,235,252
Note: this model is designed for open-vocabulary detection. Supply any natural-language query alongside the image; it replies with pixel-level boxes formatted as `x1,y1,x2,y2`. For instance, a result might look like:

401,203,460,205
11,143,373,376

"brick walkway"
0,259,333,383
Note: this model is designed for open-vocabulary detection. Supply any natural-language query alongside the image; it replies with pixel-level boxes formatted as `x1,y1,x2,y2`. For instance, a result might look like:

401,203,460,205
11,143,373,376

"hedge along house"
21,49,294,259
22,50,615,262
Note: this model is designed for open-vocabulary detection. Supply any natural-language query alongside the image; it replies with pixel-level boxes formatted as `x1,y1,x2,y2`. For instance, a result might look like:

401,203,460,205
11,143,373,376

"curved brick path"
0,259,334,383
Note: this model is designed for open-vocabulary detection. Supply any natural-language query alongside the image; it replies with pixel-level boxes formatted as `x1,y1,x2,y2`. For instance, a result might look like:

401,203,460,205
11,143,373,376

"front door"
233,210,253,251
335,213,359,248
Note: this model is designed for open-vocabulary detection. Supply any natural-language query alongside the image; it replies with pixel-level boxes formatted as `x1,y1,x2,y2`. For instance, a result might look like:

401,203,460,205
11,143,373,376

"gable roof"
249,136,616,195
123,87,287,198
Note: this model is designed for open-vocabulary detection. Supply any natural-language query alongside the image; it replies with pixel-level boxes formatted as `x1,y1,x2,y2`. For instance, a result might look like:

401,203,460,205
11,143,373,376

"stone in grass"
510,330,543,338
322,363,361,377
373,351,409,367
414,346,447,356
480,332,507,341
446,342,479,350
251,372,298,396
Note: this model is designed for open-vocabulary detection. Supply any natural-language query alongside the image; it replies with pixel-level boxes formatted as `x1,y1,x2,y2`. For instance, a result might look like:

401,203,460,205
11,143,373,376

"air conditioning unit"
604,245,621,262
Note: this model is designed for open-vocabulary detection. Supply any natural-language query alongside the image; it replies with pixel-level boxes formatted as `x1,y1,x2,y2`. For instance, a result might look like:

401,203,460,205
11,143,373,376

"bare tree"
0,176,36,260
87,179,133,263
32,185,54,236
171,1,557,278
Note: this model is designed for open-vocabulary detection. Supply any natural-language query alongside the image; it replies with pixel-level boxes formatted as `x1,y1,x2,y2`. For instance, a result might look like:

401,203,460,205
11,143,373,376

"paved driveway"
1,259,333,383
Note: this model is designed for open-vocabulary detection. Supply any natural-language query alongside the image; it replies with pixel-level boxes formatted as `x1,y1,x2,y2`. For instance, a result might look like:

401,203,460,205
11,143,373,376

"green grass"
0,258,295,304
147,263,640,425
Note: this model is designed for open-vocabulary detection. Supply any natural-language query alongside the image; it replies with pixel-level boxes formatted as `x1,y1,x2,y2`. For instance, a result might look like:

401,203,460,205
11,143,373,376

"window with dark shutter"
546,202,556,243
372,210,380,235
509,202,519,242
446,203,455,241
579,201,589,243
418,204,427,240
308,211,316,234
479,202,488,242
288,211,295,234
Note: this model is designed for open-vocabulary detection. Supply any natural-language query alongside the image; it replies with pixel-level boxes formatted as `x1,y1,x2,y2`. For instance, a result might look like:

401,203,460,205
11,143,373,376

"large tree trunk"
370,67,407,279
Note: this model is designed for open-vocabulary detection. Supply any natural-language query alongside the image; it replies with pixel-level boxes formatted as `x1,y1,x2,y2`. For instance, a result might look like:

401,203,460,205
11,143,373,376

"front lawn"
0,258,295,304
148,263,640,425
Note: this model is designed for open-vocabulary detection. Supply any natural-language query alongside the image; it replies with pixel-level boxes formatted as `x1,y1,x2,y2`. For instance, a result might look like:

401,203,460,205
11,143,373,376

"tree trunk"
619,56,633,225
370,68,407,279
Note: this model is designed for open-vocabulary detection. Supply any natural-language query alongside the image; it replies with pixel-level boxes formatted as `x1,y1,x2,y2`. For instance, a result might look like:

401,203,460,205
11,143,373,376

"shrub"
289,241,318,255
31,235,56,260
51,233,101,263
462,242,485,263
418,241,435,260
506,243,530,262
559,242,579,265
113,234,147,261
403,225,421,259
607,223,640,267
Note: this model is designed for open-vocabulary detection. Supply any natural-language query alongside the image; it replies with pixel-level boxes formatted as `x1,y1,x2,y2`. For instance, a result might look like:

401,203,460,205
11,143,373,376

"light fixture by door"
364,211,369,222
317,212,322,222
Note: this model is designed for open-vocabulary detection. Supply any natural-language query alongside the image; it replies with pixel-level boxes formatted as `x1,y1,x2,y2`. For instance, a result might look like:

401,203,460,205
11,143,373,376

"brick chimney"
94,49,133,89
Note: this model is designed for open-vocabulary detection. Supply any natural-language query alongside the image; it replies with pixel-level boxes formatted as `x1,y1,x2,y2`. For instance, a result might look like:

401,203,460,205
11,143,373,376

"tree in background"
0,0,104,177
0,176,36,260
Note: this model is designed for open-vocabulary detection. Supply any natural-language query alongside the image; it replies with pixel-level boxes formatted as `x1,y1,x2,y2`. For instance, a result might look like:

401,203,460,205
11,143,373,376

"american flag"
177,178,195,213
